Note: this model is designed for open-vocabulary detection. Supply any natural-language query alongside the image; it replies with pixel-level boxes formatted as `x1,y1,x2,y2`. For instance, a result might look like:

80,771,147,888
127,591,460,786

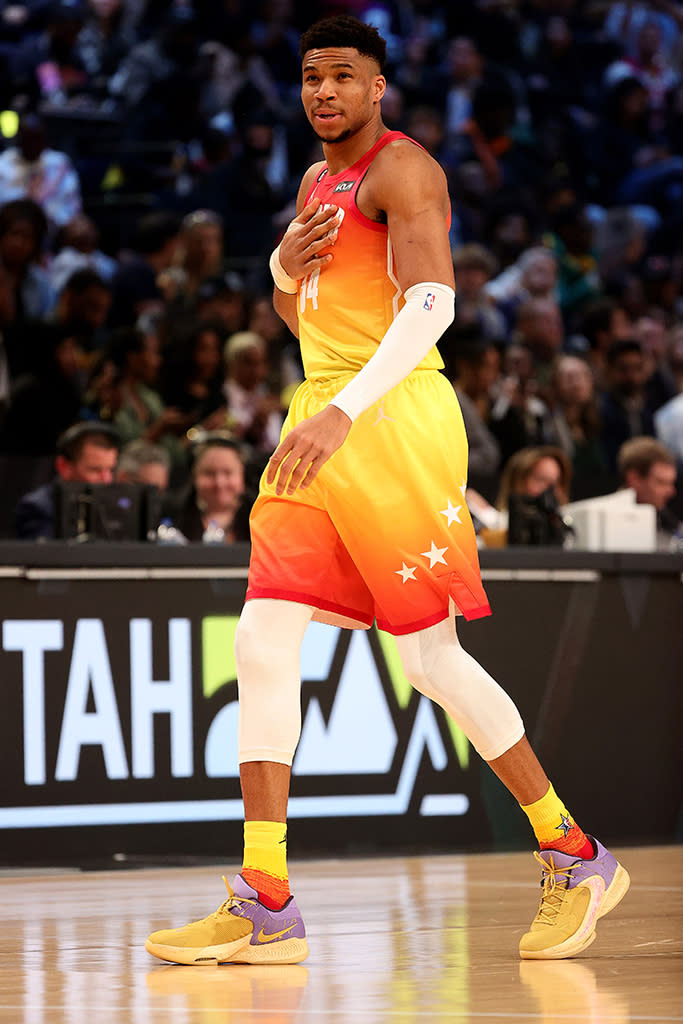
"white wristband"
329,281,455,422
269,243,298,294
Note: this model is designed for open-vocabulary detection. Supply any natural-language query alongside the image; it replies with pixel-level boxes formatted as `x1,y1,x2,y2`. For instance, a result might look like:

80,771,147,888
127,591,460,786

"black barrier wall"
0,544,681,864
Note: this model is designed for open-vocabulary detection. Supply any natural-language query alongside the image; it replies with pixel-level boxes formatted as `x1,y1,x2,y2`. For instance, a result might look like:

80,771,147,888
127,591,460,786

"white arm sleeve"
329,281,455,422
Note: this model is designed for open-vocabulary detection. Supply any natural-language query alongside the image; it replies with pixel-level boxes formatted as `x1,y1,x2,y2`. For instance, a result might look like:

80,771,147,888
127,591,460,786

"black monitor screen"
54,482,161,541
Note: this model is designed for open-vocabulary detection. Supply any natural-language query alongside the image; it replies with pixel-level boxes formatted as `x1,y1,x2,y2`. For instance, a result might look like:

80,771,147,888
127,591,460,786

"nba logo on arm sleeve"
424,293,436,311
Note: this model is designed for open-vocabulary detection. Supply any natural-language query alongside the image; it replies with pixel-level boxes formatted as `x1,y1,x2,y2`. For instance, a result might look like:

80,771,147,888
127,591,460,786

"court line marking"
3,1007,681,1021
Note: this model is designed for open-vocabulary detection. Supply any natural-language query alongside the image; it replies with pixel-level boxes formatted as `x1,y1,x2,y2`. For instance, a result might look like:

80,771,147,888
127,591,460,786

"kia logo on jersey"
333,181,354,192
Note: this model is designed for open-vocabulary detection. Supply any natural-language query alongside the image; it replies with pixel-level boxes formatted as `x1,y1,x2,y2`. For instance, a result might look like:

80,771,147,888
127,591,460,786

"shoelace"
533,851,575,924
209,876,257,919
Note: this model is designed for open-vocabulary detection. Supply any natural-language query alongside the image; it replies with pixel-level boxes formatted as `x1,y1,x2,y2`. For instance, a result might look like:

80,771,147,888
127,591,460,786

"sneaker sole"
520,862,631,961
145,935,252,966
230,937,310,964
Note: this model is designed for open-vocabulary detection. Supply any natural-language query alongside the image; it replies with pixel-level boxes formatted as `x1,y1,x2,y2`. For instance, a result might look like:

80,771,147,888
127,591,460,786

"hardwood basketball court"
1,845,681,1022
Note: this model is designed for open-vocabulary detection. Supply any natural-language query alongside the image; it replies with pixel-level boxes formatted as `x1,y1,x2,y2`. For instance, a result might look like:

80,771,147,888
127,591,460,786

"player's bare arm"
360,139,455,292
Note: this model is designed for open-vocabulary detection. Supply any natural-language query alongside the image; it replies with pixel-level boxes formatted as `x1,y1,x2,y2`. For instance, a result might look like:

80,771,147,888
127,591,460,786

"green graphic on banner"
202,615,239,698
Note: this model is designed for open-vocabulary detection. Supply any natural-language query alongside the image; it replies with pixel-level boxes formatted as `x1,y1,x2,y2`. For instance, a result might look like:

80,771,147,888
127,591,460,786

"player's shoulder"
372,134,446,183
295,160,327,211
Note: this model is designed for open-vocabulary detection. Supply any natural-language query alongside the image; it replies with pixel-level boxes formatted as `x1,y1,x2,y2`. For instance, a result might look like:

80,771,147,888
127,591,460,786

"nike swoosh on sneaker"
256,923,297,943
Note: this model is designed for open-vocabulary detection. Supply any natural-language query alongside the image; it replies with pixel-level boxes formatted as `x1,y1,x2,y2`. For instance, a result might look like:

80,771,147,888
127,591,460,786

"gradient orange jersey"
298,131,445,379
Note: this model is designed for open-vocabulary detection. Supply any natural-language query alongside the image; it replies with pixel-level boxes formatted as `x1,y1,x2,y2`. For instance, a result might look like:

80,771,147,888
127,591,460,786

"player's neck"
322,120,389,175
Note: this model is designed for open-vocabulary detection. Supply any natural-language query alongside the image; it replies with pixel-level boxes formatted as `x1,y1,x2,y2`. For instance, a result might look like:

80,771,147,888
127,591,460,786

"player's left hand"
267,404,352,495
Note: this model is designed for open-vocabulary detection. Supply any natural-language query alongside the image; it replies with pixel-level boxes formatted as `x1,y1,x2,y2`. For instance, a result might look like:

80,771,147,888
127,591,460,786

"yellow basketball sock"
241,820,291,910
521,783,594,858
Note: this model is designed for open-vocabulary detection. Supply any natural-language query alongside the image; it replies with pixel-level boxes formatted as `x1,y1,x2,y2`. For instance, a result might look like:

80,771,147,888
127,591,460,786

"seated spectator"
14,421,120,539
634,314,678,412
452,244,506,344
106,325,189,479
9,1,88,107
159,317,227,430
0,324,83,455
247,293,303,406
577,297,633,389
223,330,283,453
48,214,117,295
449,332,502,486
108,211,182,328
195,272,247,335
0,199,54,328
75,0,138,99
0,112,82,231
51,267,112,356
485,246,558,337
169,435,248,543
169,210,225,304
116,439,170,492
488,342,551,466
600,339,657,471
543,202,601,320
496,445,572,512
545,355,607,498
617,436,680,541
511,296,564,396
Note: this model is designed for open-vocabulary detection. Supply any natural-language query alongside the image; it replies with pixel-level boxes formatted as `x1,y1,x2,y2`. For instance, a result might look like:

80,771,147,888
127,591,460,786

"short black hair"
133,211,182,255
0,198,48,254
299,16,386,71
606,339,642,365
62,267,110,294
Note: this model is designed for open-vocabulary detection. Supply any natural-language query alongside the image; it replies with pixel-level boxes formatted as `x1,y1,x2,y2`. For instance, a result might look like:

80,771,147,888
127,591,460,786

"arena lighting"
0,110,19,139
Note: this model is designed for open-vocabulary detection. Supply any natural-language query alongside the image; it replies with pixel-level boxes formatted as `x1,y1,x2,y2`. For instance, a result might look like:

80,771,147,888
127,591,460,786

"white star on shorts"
440,500,462,526
395,562,418,583
420,541,448,568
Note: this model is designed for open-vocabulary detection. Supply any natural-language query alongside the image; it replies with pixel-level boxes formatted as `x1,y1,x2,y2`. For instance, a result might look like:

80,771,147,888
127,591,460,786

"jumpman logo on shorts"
373,401,395,425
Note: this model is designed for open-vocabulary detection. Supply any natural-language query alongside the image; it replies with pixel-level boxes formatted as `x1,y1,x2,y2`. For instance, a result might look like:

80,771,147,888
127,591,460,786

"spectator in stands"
443,36,484,139
617,436,679,540
116,438,170,492
9,0,88,107
159,317,227,431
167,210,226,305
0,112,82,231
108,211,182,328
512,296,564,396
496,445,572,511
0,323,83,455
543,202,601,320
14,421,120,539
605,20,679,131
48,214,117,295
452,244,506,344
578,297,633,389
247,292,302,406
546,355,606,498
449,335,502,487
75,0,138,99
51,267,111,356
106,325,188,477
634,314,678,412
0,199,54,327
223,329,283,453
169,435,248,543
600,339,657,471
195,272,247,336
486,342,550,465
485,246,558,336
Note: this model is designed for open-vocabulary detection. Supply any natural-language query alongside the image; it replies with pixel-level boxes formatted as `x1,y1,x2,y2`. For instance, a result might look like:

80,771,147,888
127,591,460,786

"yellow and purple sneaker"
520,837,630,959
145,875,308,965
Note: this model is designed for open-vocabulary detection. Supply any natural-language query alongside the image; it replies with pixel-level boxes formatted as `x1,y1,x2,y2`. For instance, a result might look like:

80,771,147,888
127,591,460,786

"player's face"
301,47,386,144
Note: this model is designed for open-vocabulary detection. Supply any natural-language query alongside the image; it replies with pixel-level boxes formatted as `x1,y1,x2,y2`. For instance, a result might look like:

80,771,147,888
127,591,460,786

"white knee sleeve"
236,599,314,766
395,615,524,761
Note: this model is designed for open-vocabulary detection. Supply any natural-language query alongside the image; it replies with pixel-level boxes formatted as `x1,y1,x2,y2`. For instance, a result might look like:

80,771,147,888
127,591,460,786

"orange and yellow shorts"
246,369,491,636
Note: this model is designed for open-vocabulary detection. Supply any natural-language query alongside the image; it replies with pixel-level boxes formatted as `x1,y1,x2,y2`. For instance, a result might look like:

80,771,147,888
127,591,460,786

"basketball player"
146,16,629,966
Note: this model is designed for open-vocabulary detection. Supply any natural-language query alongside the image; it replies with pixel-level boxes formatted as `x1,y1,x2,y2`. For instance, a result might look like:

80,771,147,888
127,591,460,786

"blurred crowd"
0,0,681,545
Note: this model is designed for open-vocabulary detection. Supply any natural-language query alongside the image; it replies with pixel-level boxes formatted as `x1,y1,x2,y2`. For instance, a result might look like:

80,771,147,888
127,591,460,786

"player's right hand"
278,199,340,280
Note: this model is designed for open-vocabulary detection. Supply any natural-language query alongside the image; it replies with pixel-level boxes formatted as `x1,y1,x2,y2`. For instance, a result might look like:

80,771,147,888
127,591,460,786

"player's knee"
395,635,433,697
234,614,276,681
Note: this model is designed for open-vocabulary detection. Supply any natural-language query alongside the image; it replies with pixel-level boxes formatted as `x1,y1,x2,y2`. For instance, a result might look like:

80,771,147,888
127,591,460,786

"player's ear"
374,75,386,103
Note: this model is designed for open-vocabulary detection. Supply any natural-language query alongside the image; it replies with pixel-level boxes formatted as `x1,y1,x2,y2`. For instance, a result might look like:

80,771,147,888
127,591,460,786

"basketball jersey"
299,130,446,381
